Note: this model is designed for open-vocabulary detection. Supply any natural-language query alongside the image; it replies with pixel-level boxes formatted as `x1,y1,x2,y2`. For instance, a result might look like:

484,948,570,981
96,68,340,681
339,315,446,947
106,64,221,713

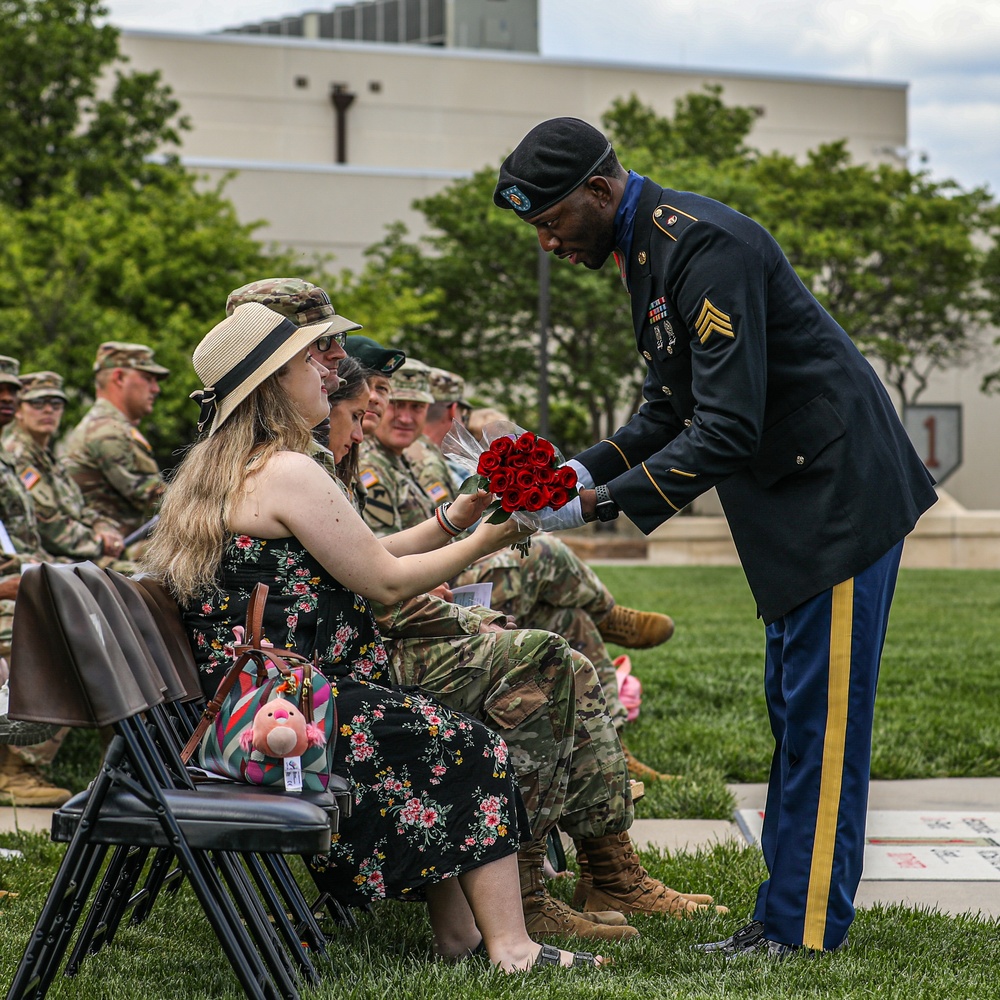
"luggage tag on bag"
284,756,303,792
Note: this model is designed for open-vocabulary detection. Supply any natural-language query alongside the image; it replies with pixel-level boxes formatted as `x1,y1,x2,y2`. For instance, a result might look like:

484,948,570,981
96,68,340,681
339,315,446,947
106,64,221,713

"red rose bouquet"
442,419,578,552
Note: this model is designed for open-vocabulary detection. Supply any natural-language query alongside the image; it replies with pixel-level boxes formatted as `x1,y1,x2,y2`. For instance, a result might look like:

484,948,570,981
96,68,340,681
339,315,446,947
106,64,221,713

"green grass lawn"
3,830,999,999
593,566,1000,820
4,566,1000,998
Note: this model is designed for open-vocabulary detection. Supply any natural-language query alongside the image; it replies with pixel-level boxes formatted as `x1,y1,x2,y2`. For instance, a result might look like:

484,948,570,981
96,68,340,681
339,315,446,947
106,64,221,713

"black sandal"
533,943,600,969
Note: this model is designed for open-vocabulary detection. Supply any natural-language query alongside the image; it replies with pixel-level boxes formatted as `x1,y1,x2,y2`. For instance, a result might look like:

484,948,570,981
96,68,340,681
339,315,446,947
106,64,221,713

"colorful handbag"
181,583,337,792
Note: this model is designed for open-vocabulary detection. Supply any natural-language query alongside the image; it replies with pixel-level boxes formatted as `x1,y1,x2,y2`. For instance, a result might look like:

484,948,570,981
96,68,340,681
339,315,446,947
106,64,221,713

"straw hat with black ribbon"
191,302,335,436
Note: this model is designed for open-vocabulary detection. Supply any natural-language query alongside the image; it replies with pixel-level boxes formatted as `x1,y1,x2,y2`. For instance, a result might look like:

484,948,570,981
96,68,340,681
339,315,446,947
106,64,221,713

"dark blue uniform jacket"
575,178,937,624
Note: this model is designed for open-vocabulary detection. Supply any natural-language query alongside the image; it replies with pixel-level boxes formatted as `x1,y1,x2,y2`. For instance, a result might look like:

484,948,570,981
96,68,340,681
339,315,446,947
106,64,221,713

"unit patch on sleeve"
694,298,735,344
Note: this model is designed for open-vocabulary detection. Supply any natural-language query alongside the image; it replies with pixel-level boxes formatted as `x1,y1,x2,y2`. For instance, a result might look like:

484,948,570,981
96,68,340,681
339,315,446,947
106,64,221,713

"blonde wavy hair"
141,371,313,603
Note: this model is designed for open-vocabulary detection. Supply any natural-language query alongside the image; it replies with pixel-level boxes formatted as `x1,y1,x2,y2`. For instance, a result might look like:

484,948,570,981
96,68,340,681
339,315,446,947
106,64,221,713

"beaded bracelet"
435,502,461,537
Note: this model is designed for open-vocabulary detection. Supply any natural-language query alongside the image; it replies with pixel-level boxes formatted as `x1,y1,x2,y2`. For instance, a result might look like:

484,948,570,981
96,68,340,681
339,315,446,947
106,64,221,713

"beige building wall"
120,29,908,269
904,339,1000,512
117,30,999,511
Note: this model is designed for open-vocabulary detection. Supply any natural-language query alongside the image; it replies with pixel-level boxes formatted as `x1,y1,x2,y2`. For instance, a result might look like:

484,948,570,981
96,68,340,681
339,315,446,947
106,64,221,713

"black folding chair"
5,563,332,1000
122,569,360,930
75,561,340,979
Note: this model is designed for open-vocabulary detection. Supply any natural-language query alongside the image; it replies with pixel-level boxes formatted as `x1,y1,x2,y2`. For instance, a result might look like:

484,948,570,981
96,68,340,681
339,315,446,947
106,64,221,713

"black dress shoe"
692,919,765,954
744,937,848,960
695,919,848,960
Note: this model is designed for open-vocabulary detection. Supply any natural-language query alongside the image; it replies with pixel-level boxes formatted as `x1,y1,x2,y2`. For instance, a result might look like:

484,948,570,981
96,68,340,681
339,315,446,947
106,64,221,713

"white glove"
536,494,586,532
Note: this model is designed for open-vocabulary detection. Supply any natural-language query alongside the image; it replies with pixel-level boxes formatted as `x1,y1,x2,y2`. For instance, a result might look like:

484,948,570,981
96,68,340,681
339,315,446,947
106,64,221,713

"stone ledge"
557,535,647,561
642,492,1000,570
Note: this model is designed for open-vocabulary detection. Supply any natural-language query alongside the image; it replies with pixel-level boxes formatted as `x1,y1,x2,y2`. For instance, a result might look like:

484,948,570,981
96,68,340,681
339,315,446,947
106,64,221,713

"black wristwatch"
594,484,619,522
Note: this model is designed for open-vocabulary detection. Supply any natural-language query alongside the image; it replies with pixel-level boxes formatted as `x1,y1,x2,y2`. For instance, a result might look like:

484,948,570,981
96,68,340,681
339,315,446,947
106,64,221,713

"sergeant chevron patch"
695,298,735,344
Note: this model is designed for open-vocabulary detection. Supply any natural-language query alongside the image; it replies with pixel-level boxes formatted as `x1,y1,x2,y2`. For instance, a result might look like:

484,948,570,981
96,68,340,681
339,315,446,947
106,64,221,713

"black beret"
494,117,612,218
345,334,406,375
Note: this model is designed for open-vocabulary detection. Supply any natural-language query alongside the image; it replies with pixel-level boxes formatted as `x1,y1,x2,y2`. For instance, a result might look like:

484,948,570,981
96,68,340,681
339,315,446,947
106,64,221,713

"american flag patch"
648,297,670,324
20,467,41,490
360,469,379,488
426,482,449,502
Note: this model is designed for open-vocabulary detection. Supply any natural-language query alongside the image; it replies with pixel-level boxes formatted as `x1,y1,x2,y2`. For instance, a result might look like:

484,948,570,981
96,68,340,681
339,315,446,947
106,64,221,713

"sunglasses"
312,330,347,352
25,397,65,411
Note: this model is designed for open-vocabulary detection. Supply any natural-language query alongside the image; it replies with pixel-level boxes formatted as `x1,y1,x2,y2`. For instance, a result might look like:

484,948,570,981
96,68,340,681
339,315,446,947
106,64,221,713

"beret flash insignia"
500,185,531,211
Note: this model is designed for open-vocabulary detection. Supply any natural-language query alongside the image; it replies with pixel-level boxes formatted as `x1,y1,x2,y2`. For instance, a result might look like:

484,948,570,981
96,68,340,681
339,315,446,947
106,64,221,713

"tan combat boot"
597,606,674,648
573,831,728,919
518,840,639,942
620,743,678,783
0,746,72,807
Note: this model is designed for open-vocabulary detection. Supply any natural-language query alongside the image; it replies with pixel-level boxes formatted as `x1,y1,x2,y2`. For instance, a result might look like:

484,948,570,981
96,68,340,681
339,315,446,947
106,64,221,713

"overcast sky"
105,0,1000,196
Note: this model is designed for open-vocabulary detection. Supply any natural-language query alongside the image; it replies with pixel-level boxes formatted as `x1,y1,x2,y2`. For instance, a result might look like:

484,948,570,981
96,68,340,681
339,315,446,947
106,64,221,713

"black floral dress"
183,533,526,903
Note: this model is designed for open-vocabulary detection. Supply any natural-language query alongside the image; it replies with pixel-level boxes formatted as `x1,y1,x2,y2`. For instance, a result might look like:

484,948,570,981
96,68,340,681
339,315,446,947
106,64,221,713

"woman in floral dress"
143,302,603,971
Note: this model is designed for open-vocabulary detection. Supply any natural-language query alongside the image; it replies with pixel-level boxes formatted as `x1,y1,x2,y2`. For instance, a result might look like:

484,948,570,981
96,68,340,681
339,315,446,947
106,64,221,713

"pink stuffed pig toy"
614,655,642,724
240,697,326,758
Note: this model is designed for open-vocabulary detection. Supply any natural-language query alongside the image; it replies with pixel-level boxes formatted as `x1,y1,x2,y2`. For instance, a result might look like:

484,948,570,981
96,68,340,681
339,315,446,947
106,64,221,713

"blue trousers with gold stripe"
753,540,903,951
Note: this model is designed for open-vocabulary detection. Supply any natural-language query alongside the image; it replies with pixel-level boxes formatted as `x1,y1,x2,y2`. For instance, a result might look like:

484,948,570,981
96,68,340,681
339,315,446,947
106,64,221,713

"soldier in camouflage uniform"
404,367,469,499
3,372,125,563
229,279,724,934
0,357,47,658
360,363,682,733
0,357,71,807
61,342,168,537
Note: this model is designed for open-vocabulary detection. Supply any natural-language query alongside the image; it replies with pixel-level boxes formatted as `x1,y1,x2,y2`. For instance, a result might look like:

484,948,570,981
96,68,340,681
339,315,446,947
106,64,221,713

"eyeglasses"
25,397,65,411
313,330,347,353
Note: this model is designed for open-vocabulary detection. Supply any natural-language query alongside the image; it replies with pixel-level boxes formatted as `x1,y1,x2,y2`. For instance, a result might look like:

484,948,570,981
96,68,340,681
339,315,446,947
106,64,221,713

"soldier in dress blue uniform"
494,117,938,957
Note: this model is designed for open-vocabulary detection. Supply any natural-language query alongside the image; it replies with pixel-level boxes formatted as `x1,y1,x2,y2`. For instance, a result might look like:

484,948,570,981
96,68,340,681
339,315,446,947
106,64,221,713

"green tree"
0,0,186,209
749,143,996,404
977,205,1000,395
0,170,293,464
337,87,763,449
341,87,999,435
380,167,638,450
324,223,444,347
604,86,759,173
0,0,308,460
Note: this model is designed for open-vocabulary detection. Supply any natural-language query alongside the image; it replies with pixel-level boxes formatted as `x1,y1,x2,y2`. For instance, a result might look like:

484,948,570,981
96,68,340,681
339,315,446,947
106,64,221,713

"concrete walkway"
5,778,999,921
0,805,55,835
627,778,1000,921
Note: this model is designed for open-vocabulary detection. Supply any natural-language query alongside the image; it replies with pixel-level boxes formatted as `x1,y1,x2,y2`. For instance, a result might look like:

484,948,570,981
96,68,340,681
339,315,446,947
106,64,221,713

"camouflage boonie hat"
93,342,170,377
391,359,434,404
226,278,363,335
18,371,68,402
0,355,21,388
428,367,470,406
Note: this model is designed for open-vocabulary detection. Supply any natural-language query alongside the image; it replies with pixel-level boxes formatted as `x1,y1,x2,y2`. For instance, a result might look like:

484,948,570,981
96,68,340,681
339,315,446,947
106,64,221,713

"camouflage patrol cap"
18,371,68,402
390,359,434,404
345,334,406,375
226,278,363,335
93,342,170,377
0,356,21,388
428,367,470,406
